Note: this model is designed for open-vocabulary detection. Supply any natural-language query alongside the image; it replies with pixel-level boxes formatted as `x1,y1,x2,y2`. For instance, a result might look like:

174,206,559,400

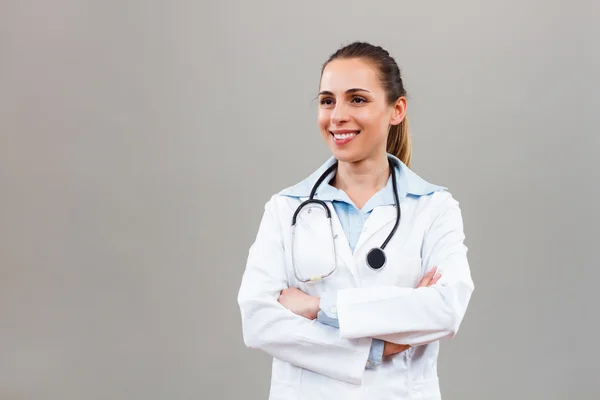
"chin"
322,131,378,163
328,146,363,163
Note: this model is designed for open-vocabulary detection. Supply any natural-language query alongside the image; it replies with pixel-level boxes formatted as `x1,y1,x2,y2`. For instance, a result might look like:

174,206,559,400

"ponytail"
386,116,411,168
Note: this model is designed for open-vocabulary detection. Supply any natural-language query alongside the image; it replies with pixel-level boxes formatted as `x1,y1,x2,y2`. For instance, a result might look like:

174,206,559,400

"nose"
330,102,351,125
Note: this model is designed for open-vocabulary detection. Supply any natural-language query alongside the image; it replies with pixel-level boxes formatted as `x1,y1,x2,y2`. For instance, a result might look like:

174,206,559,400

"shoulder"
424,190,461,214
425,189,459,206
419,190,466,236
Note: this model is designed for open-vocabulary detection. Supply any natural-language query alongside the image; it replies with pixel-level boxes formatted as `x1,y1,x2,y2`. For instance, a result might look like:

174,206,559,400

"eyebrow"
318,88,372,96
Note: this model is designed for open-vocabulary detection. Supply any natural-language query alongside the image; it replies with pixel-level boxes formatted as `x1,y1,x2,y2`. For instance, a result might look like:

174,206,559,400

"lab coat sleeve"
237,196,373,385
316,301,385,369
335,191,475,347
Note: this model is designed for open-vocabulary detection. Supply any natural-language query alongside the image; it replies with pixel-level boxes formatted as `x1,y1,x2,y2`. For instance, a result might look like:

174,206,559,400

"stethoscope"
291,158,401,282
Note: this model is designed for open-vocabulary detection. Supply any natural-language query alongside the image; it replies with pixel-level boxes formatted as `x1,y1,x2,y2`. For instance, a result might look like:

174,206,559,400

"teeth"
333,132,358,140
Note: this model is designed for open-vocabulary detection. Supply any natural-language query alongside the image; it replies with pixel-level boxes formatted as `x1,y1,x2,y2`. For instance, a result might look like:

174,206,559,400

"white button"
366,360,371,367
363,227,368,232
330,307,337,314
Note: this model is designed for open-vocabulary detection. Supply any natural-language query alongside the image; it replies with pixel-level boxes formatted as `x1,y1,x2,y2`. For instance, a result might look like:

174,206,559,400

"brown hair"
321,42,411,168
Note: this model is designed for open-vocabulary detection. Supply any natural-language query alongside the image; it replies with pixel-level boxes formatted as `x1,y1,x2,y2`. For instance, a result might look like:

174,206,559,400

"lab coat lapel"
326,203,359,282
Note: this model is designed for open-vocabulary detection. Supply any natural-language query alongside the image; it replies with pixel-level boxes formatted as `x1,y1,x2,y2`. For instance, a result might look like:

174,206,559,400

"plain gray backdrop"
1,0,598,399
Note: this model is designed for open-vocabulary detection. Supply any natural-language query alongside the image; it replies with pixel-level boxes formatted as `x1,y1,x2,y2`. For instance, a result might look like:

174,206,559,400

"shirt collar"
279,153,446,201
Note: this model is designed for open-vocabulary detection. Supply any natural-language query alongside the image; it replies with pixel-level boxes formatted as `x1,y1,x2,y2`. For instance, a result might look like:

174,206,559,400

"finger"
429,272,441,286
417,274,431,288
417,266,437,288
416,270,433,288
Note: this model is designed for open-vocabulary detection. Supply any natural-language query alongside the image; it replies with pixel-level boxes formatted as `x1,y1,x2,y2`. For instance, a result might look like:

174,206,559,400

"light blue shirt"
279,153,446,369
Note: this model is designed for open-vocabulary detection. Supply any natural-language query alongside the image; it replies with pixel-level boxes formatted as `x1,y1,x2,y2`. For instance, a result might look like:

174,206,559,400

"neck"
332,153,391,207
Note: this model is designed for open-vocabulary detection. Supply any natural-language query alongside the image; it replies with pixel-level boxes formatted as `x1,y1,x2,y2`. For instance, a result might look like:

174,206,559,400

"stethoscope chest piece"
366,247,387,270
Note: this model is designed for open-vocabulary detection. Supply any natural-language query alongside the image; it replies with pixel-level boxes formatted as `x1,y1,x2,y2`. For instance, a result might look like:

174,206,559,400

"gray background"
1,0,598,399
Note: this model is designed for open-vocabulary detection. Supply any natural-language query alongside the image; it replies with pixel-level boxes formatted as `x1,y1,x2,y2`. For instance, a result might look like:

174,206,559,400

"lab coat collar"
279,153,446,200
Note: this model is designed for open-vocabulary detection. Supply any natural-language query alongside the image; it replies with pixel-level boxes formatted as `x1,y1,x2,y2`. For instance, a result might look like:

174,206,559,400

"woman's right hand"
383,266,441,357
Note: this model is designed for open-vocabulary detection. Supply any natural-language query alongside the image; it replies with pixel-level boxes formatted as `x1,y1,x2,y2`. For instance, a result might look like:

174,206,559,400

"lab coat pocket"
411,376,441,399
289,204,337,285
269,358,301,399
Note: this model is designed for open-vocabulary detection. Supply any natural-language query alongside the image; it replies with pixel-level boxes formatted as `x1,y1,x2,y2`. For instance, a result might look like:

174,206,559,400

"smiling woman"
238,41,474,400
317,45,411,172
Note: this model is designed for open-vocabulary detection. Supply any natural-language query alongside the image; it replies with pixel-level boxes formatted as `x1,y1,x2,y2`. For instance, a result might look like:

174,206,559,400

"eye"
319,97,335,107
351,96,368,104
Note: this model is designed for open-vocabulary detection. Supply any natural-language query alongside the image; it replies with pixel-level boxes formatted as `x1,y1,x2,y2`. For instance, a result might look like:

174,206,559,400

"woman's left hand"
278,287,320,320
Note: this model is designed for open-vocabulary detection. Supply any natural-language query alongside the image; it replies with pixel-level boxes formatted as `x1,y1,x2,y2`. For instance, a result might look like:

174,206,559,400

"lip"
330,129,360,134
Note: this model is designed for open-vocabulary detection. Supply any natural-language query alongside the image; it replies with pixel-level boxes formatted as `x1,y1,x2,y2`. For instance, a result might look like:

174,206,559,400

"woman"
237,41,474,400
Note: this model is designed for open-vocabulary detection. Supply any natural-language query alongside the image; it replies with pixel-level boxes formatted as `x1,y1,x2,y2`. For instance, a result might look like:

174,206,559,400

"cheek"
355,109,385,132
317,110,330,130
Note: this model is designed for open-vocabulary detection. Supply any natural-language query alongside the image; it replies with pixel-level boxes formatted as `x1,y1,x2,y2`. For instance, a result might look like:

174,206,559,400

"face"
318,58,406,163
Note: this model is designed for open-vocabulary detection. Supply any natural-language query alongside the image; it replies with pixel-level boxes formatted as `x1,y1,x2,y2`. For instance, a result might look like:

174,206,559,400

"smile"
330,130,360,145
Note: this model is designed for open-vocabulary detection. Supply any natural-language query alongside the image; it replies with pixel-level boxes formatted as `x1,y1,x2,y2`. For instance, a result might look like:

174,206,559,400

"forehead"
320,58,381,93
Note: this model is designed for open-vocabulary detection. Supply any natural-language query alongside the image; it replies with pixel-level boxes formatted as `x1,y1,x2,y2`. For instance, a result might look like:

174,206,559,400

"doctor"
237,41,474,400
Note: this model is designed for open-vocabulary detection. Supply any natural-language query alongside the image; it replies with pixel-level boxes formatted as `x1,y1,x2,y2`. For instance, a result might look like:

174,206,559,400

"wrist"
309,296,320,319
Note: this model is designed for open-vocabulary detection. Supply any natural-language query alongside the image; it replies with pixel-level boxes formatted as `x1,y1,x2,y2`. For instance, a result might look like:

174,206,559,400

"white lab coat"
238,158,474,400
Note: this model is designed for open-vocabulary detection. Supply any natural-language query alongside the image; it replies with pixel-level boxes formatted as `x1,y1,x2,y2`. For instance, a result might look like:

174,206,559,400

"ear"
389,97,407,126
